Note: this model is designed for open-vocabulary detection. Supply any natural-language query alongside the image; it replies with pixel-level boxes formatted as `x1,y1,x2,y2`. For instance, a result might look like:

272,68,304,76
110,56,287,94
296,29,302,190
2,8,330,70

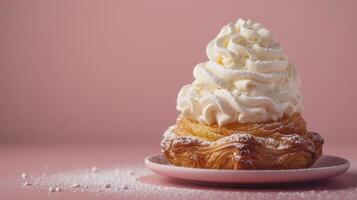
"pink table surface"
0,142,356,200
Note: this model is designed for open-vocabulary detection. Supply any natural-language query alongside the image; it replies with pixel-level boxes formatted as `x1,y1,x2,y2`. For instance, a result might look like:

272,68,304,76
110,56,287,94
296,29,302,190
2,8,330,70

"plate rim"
145,154,350,173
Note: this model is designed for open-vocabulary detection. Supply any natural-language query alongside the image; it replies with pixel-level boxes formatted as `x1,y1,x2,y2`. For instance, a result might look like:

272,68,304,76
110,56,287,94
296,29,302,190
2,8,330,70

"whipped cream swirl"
177,19,302,126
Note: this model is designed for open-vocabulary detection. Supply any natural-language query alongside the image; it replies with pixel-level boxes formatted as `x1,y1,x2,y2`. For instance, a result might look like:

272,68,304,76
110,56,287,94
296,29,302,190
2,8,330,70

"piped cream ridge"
177,19,302,126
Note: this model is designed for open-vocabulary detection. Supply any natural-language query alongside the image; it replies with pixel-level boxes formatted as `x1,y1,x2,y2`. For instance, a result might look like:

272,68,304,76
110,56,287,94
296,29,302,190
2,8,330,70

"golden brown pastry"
161,113,323,170
161,18,323,170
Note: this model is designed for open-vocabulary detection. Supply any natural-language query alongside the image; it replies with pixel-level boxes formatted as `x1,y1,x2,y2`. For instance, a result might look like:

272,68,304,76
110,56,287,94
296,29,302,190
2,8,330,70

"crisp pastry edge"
161,115,323,170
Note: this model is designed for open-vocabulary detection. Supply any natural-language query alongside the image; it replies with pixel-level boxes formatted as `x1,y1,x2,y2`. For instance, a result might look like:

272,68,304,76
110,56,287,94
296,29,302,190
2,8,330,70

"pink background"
1,1,357,200
1,0,357,145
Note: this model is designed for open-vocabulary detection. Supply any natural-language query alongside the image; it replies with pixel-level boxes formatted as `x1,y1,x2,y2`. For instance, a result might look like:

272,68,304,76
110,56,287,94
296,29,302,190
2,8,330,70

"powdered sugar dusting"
23,164,357,200
162,126,309,151
162,125,323,169
161,126,210,150
31,166,146,195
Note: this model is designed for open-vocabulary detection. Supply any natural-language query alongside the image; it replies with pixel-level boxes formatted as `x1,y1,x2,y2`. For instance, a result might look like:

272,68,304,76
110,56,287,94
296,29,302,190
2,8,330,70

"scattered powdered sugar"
121,184,129,190
21,173,28,179
22,164,357,200
161,126,210,150
233,153,254,165
31,166,141,194
70,183,80,188
218,133,254,144
55,187,62,192
91,166,99,173
23,182,32,186
127,171,135,176
164,126,318,158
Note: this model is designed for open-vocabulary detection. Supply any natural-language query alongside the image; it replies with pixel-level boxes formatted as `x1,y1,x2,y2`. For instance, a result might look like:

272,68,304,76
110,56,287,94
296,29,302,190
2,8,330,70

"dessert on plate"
161,19,323,170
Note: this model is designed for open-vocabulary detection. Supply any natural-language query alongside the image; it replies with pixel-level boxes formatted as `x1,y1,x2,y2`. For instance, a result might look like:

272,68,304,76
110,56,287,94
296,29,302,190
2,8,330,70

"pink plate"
145,154,350,185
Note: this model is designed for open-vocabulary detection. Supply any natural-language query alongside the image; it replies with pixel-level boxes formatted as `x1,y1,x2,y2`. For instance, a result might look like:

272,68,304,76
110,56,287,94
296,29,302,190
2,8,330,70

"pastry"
161,19,323,170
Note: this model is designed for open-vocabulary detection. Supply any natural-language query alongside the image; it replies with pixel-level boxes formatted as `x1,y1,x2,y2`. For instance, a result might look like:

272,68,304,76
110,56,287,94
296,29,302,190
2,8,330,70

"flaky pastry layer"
161,113,323,170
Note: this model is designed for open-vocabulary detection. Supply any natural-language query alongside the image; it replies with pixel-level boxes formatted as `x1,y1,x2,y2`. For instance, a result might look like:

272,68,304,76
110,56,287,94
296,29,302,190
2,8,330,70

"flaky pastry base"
161,113,323,170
